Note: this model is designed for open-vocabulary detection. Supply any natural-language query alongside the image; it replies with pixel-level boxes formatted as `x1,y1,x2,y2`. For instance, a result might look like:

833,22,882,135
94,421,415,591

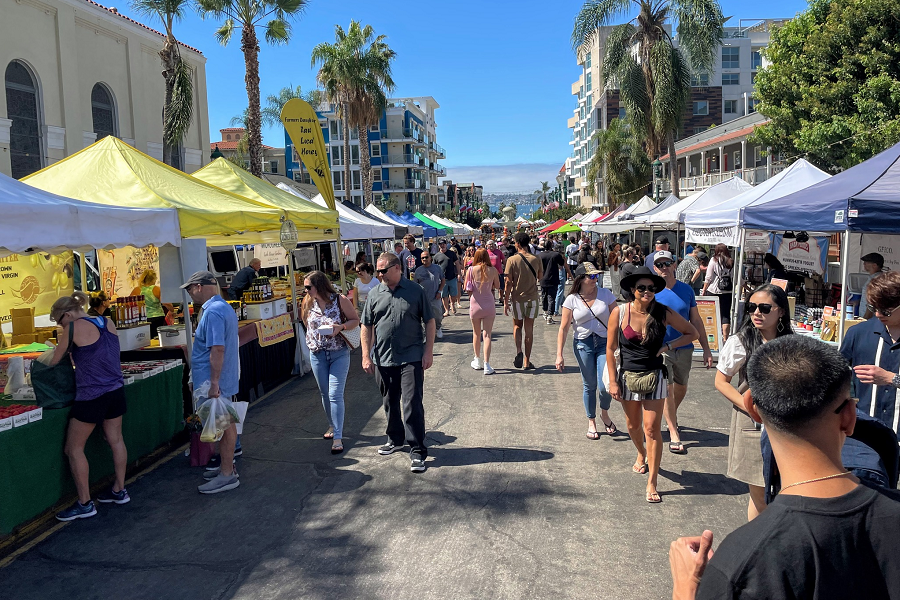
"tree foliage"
261,84,324,128
752,0,900,171
586,117,651,206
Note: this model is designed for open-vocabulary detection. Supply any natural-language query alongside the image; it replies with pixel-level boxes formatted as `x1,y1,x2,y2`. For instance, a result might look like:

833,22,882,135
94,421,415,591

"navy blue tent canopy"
741,141,900,233
397,211,438,238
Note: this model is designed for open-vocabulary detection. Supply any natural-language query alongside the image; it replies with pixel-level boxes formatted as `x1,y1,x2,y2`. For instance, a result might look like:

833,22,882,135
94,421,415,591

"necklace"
780,470,853,491
630,301,648,315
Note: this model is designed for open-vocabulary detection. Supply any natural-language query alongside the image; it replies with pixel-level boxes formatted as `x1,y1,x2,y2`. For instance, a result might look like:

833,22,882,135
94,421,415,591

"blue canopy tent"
397,211,438,238
739,141,900,341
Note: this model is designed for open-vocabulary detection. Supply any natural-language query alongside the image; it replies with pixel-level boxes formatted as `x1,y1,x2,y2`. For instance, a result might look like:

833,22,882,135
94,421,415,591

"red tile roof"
80,0,204,55
660,121,768,161
211,141,274,151
220,128,245,132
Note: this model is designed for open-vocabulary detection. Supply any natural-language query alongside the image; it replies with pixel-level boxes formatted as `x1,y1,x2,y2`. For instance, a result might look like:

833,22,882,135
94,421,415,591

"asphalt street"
0,296,747,599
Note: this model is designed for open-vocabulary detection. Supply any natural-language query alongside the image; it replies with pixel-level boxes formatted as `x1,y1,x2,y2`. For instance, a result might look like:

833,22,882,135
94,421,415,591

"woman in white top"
352,263,379,311
555,263,619,439
701,243,735,341
715,283,793,521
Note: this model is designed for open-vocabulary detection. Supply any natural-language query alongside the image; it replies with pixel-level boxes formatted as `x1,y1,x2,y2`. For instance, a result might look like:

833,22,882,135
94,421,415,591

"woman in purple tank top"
49,291,129,521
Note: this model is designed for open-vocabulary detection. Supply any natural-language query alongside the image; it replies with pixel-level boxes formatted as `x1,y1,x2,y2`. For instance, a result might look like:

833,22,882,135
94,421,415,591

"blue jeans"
573,334,611,418
555,268,566,314
310,346,351,439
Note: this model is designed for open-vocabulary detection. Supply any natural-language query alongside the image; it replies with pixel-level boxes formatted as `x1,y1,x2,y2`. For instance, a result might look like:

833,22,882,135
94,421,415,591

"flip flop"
632,462,648,475
323,430,334,439
331,444,344,454
602,420,617,435
669,441,687,454
646,490,662,503
524,363,536,370
586,431,600,440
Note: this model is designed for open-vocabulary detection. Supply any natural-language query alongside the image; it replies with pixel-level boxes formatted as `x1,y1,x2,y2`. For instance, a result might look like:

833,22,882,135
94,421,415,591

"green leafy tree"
198,0,308,177
533,181,551,205
586,117,651,207
261,84,324,128
573,0,724,197
312,22,396,207
752,0,900,171
131,0,194,168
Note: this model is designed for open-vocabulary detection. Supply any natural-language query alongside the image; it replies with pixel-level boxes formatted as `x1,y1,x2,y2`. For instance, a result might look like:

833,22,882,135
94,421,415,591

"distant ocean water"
489,203,541,219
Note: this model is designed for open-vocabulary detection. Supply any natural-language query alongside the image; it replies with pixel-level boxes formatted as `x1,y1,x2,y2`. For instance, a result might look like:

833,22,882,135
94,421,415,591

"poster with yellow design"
97,245,160,299
281,99,335,210
0,252,75,324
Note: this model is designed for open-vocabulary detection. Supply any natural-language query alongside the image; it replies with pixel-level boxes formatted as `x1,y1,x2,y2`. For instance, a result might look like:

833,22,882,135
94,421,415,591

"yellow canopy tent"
23,137,294,242
192,158,339,242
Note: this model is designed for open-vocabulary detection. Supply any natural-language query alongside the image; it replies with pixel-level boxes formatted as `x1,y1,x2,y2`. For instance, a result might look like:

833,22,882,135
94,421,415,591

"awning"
366,204,420,236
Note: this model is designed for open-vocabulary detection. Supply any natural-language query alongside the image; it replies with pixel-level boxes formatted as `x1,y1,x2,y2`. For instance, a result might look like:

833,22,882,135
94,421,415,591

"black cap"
861,252,885,268
655,236,669,244
438,238,448,244
181,270,218,289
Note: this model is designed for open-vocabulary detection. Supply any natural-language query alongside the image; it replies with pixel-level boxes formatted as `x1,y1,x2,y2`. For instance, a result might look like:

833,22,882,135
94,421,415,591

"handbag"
623,369,660,395
337,295,361,350
31,323,77,409
465,266,475,292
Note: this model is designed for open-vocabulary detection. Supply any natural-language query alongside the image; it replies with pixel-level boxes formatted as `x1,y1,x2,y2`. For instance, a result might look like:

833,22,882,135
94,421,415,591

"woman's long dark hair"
713,243,734,270
735,284,793,382
301,270,338,325
624,280,668,347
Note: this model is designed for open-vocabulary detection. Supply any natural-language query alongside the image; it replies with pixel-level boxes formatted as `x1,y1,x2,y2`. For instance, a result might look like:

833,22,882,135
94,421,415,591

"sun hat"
619,266,666,297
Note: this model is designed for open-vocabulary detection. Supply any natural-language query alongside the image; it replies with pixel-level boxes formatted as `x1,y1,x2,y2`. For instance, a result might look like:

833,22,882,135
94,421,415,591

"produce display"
0,398,42,433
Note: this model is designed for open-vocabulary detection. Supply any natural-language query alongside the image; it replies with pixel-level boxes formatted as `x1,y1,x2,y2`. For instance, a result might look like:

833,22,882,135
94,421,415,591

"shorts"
510,299,539,320
70,386,127,424
442,278,459,298
716,292,733,324
663,347,693,386
618,368,669,401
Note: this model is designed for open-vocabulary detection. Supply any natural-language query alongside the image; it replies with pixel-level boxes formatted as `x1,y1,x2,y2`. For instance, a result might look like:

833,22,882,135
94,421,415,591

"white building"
0,0,210,179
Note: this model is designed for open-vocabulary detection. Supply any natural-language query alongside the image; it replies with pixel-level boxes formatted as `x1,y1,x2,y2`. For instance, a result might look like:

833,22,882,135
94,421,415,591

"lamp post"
555,171,565,205
652,157,662,202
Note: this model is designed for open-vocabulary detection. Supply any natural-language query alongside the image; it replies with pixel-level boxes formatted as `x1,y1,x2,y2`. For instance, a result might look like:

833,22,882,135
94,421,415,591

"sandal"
586,430,600,440
646,490,662,503
323,429,335,439
632,462,648,475
602,420,617,435
669,441,687,454
331,444,344,454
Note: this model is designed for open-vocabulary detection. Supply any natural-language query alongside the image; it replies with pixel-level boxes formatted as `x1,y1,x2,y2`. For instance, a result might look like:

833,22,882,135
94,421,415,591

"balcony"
658,164,785,195
384,179,429,192
380,127,426,145
382,153,426,168
431,163,446,177
429,141,445,158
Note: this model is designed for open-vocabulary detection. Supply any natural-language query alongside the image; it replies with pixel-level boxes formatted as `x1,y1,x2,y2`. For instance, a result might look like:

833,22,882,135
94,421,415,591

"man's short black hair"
515,232,531,248
746,335,851,433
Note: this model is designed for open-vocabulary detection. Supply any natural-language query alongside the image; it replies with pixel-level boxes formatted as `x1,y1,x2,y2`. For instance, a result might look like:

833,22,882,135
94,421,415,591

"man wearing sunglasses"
361,253,435,473
414,251,445,339
841,270,900,438
653,251,714,454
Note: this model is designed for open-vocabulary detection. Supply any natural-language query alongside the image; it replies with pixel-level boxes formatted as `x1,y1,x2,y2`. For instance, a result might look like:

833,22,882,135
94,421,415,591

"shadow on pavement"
427,446,555,468
658,468,748,496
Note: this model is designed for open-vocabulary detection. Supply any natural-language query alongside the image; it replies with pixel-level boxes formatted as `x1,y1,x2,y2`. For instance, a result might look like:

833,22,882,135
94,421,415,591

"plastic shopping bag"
195,383,241,442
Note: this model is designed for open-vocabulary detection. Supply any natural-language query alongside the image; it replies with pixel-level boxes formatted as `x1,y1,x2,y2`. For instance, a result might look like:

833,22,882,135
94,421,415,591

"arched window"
5,60,42,178
91,83,116,140
226,134,232,141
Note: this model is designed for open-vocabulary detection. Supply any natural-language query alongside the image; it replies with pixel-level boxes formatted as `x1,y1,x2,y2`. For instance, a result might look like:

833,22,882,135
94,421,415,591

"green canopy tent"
414,212,453,236
550,223,583,235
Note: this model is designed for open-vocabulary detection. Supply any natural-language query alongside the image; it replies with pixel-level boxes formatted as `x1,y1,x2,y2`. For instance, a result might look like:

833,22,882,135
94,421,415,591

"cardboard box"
245,300,274,320
11,317,35,334
273,297,288,317
10,307,35,319
116,324,151,351
11,333,38,345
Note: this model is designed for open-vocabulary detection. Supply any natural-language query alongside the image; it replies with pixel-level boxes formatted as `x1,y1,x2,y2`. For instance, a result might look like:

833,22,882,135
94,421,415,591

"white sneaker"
436,328,444,339
470,357,483,370
483,362,495,375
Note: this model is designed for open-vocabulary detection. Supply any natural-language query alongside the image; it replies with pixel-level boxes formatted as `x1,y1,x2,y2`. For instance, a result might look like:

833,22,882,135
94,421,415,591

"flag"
281,99,335,210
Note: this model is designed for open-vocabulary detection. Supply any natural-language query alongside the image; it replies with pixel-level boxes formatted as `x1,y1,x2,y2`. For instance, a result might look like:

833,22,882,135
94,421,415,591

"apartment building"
567,19,787,209
1,0,210,179
285,96,446,211
210,127,285,175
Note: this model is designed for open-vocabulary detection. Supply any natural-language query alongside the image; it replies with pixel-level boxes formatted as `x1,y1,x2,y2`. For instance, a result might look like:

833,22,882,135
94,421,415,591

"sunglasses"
655,261,674,268
376,266,394,275
746,302,774,315
304,285,312,291
834,397,859,414
587,274,599,280
867,303,900,317
635,285,657,293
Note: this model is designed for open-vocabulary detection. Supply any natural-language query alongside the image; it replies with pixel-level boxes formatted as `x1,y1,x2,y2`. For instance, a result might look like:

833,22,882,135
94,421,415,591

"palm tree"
131,0,194,168
573,0,724,196
586,117,651,206
533,181,551,206
261,84,324,128
311,21,396,207
198,0,308,177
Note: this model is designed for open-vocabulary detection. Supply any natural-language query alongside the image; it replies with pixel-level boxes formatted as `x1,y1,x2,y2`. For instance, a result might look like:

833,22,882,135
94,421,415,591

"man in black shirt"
398,234,423,280
670,335,900,600
433,238,461,317
537,241,569,325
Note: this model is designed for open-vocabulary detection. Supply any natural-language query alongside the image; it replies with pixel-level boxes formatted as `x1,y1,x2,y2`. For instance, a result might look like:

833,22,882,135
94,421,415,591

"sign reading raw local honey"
0,252,74,323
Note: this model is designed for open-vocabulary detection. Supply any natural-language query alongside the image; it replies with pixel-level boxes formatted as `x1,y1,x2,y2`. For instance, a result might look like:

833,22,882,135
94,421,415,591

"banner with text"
254,244,289,269
694,296,722,353
772,234,829,275
860,234,900,272
0,252,74,323
97,245,160,299
281,99,335,210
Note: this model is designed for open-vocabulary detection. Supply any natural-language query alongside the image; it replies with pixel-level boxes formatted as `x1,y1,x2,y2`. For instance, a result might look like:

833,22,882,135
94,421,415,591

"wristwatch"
892,372,900,388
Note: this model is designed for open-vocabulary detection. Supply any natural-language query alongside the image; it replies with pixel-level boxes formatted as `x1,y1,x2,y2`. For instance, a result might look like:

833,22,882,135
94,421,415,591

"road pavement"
0,296,747,599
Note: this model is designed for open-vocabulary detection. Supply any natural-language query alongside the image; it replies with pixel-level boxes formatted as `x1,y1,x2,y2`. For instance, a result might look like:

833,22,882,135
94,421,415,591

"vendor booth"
366,204,422,236
414,212,453,237
396,212,439,239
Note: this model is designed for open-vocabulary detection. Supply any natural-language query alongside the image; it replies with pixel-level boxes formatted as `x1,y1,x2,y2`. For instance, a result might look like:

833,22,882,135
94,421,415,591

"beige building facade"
0,0,210,178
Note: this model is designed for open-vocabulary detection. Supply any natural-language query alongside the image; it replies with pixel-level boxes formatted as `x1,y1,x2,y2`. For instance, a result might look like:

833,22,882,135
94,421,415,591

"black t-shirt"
538,250,565,286
399,247,423,279
502,244,516,260
434,250,459,280
697,483,900,600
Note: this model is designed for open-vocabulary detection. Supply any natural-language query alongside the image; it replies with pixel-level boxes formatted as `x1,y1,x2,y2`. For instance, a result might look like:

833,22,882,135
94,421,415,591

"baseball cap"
181,270,217,289
438,238,448,244
655,236,669,244
654,251,675,264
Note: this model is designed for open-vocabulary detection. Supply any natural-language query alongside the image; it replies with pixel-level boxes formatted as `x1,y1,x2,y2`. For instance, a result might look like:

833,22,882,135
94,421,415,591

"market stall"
413,212,454,236
396,212,439,238
366,204,421,236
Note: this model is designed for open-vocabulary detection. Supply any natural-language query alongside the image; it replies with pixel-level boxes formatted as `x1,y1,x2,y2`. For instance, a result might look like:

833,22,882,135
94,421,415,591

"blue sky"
113,0,810,192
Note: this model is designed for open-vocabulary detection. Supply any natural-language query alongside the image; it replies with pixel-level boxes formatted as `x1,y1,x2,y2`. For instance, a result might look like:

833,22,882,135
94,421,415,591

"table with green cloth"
0,366,183,535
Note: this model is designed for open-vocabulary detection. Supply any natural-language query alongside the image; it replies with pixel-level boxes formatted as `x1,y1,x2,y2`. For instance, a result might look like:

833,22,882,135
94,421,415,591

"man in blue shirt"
645,236,670,268
841,271,900,437
654,251,714,454
183,270,241,494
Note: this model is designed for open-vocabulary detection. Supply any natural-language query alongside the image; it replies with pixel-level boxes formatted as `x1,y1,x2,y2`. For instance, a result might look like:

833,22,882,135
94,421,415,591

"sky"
111,0,811,192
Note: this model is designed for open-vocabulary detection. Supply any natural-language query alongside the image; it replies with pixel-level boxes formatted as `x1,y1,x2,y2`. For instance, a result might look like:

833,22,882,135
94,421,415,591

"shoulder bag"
517,252,538,282
577,293,608,335
337,295,361,350
31,322,77,409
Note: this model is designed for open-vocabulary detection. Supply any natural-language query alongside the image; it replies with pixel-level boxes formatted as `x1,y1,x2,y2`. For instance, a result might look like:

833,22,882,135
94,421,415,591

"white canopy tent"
637,177,753,228
366,203,423,236
428,214,469,236
278,185,394,240
4,172,181,256
481,218,497,226
582,196,660,234
684,159,831,247
568,213,584,222
578,210,602,224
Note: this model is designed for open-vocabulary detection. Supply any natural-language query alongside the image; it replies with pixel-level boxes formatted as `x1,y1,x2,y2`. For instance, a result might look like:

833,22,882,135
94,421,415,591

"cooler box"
117,324,151,351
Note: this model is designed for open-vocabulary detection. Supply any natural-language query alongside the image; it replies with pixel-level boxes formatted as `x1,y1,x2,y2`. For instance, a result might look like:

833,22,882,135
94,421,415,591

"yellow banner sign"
0,252,75,323
97,245,160,299
281,99,336,210
255,313,295,348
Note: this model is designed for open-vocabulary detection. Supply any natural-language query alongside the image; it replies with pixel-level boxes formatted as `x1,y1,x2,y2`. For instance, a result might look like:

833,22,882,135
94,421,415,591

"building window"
369,125,378,132
722,47,740,69
586,72,592,92
693,127,706,135
724,99,739,114
90,83,116,140
585,51,591,69
350,144,360,165
693,101,709,116
269,160,278,174
373,169,381,182
691,72,709,87
226,134,232,141
333,170,343,191
5,60,43,179
722,73,740,86
330,120,340,139
754,146,762,165
751,50,762,70
751,72,757,84
618,107,626,120
352,170,361,190
749,98,759,113
370,143,380,157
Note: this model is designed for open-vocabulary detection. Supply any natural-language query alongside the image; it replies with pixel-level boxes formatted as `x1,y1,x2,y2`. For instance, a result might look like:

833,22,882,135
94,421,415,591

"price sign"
280,220,299,254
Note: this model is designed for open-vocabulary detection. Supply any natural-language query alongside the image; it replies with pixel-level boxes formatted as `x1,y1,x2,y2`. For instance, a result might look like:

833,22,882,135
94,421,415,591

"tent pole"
288,250,299,324
177,243,194,366
732,229,746,325
337,236,348,295
367,238,374,264
79,251,88,292
838,229,851,345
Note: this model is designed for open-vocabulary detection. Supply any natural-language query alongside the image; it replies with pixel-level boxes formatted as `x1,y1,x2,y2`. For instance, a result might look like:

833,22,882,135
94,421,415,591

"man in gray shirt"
414,250,445,339
362,252,436,472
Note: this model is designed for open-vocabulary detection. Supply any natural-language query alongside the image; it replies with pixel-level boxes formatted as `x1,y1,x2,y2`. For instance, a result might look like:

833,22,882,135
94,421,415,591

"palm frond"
213,18,234,45
264,18,290,44
602,23,637,84
572,0,633,51
671,0,724,71
649,42,689,132
164,55,194,145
